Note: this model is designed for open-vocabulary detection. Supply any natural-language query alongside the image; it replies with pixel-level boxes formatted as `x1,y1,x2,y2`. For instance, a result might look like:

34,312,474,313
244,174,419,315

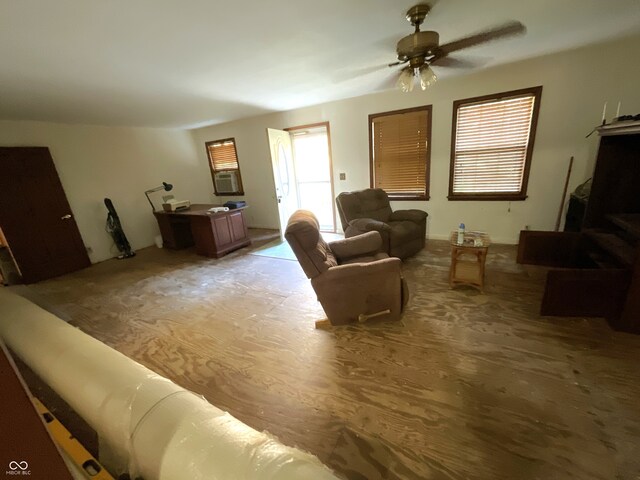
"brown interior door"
0,147,90,283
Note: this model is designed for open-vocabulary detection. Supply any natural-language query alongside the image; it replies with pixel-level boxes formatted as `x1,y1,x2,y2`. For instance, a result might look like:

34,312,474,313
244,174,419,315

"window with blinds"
449,86,542,200
205,138,244,195
369,105,432,200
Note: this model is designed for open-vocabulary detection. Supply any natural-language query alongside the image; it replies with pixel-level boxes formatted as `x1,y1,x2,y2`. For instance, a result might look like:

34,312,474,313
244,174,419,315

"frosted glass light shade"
419,66,437,90
396,68,414,93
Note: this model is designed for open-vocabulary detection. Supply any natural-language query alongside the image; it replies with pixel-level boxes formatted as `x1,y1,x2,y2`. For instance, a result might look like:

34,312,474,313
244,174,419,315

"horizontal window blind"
371,108,429,197
206,139,238,171
452,93,537,195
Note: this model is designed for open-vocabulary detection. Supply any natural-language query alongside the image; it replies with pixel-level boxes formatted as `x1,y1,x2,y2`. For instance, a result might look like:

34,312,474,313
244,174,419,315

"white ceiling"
1,0,639,129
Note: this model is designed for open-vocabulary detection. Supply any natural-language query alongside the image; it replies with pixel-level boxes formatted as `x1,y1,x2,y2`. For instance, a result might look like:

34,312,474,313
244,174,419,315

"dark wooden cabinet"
154,205,250,258
564,195,587,232
518,122,640,333
190,209,250,257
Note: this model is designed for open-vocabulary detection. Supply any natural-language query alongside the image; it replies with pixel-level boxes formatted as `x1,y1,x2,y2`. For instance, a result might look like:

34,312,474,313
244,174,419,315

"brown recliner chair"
336,188,428,259
285,210,408,326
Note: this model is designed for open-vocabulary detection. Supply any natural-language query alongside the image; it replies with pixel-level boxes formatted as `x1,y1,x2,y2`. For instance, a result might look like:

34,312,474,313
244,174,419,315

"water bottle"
457,223,465,245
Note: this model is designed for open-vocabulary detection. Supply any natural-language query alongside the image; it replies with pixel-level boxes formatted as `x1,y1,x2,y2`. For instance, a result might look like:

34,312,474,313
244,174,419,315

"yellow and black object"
32,397,115,480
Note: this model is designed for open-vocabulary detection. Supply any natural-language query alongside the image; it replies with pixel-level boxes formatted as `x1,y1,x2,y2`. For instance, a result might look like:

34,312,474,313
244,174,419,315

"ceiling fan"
385,3,526,92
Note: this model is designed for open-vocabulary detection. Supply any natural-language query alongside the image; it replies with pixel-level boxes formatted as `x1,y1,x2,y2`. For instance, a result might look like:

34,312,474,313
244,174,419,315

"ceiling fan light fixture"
396,68,414,93
396,64,436,93
419,65,437,90
382,4,526,95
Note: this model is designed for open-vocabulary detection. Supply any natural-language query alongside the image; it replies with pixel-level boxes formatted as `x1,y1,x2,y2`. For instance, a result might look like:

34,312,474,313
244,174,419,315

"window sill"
388,194,430,201
214,191,245,196
447,194,527,201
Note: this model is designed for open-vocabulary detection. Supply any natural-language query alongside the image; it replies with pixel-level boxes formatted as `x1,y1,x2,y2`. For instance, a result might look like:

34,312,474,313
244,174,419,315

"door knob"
61,214,72,220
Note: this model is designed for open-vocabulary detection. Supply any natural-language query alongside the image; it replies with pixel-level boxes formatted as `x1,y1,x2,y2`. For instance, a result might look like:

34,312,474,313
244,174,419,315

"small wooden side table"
449,231,491,291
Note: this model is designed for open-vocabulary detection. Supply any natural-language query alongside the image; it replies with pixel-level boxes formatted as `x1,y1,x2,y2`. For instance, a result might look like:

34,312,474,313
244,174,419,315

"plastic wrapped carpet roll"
0,289,339,480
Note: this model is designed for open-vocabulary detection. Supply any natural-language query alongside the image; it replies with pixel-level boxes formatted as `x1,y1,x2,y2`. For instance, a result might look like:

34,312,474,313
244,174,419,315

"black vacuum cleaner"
104,198,135,259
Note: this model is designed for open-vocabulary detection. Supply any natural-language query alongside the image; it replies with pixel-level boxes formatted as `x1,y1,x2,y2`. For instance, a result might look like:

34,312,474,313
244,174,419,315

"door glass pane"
291,126,335,232
298,183,333,230
292,133,330,183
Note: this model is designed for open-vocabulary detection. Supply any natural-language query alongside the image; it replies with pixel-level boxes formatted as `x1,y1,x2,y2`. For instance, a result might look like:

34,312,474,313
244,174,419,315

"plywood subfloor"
23,230,640,480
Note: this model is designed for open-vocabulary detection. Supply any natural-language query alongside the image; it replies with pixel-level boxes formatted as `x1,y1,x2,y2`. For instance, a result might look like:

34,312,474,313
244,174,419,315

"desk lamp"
144,182,173,211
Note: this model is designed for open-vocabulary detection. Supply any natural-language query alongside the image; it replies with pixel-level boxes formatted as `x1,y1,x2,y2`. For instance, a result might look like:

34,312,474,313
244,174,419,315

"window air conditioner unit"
214,171,239,194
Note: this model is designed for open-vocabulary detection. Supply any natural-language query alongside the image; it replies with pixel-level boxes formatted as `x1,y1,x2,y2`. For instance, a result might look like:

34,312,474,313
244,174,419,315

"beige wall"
0,121,212,263
1,33,638,269
191,33,640,243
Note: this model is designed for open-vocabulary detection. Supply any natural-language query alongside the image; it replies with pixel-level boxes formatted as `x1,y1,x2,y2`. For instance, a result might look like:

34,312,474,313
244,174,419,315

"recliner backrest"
285,210,337,279
336,189,392,231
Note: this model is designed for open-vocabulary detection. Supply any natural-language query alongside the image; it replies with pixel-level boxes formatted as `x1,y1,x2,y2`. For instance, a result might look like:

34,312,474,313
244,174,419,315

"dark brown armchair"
336,188,427,259
285,210,408,326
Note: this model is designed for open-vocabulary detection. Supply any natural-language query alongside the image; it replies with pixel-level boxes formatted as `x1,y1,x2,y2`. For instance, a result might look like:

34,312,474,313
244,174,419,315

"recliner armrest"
329,231,382,261
315,257,401,283
347,218,392,233
389,209,428,223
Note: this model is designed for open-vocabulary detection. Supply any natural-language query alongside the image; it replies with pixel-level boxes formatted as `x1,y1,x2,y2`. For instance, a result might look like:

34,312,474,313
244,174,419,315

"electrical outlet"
339,172,346,181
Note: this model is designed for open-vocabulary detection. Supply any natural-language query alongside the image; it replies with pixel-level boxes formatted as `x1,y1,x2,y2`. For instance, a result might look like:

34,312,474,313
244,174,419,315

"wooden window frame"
448,86,543,201
205,138,245,196
369,105,432,201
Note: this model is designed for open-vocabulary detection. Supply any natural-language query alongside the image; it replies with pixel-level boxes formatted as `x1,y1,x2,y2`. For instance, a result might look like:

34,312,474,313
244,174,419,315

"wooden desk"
154,204,251,258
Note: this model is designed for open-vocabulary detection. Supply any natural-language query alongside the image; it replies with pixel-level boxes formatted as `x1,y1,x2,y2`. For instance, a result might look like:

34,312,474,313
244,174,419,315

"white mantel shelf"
598,120,640,136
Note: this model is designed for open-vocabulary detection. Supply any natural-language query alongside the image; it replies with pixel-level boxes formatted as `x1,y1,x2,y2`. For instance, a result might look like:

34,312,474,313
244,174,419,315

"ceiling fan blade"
375,71,401,92
436,21,525,56
333,63,390,82
430,56,481,69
